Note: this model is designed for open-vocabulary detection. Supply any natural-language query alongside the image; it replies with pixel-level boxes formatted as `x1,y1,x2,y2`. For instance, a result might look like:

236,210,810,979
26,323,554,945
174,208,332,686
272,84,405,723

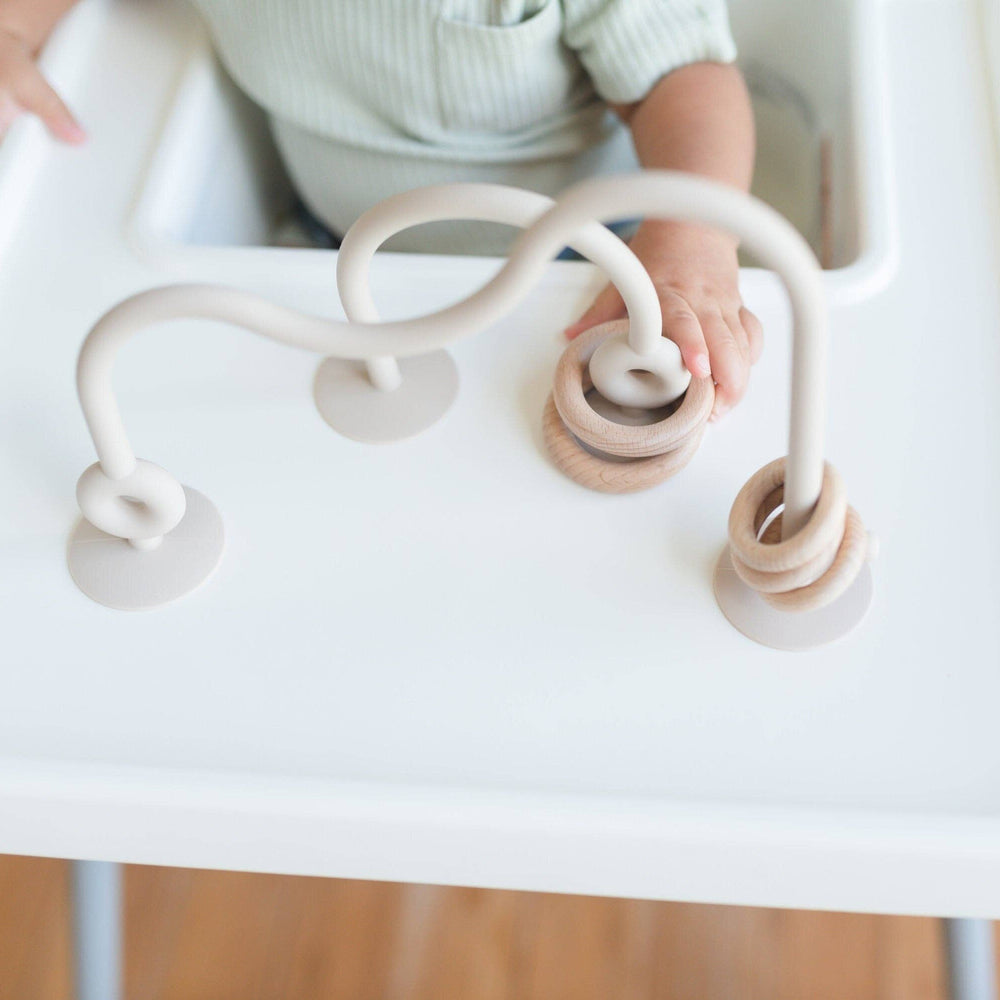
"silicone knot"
588,330,691,409
543,320,713,493
76,460,186,542
728,457,870,612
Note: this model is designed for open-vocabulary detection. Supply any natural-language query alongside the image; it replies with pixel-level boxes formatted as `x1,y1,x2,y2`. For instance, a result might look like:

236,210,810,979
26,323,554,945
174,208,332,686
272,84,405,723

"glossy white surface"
1,0,999,917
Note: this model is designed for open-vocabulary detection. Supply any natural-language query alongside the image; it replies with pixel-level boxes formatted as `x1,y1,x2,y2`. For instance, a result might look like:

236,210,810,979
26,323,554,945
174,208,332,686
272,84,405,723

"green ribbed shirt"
193,0,737,252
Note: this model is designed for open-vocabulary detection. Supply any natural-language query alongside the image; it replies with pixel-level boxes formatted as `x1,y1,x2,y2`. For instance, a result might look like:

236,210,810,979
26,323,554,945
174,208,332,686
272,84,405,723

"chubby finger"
564,282,625,340
740,306,764,365
661,294,710,378
703,310,749,420
13,65,85,143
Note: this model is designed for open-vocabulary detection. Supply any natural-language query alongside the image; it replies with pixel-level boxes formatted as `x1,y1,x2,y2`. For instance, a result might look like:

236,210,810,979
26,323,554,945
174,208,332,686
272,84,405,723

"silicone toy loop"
76,460,186,542
587,334,691,410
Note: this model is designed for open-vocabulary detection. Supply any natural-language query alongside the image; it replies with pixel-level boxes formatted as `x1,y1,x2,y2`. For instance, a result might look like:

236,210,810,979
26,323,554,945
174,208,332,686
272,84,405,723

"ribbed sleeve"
562,0,738,104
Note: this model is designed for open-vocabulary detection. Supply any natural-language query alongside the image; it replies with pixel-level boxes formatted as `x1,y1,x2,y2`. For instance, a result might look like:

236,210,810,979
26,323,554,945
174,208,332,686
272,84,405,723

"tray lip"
7,753,1000,833
2,754,1000,916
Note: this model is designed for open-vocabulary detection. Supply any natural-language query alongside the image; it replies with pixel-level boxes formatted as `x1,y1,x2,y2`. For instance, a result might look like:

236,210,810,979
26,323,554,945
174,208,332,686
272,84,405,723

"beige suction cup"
313,350,459,443
67,487,224,611
713,546,873,651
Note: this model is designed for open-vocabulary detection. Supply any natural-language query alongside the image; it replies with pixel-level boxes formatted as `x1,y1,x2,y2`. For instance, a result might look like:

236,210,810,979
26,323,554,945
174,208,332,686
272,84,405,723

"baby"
0,0,761,418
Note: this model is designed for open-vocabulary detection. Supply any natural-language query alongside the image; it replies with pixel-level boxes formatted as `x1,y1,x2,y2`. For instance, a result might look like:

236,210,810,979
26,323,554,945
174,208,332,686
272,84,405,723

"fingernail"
65,123,87,144
694,354,711,377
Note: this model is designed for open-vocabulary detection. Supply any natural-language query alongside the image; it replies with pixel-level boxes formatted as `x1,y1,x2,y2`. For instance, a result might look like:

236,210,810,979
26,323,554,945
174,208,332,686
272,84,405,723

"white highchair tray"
0,0,999,922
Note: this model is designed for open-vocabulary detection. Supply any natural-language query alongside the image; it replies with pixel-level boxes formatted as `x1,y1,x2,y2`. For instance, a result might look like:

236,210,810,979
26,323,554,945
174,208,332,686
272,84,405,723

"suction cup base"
713,546,873,651
313,351,459,443
68,487,224,611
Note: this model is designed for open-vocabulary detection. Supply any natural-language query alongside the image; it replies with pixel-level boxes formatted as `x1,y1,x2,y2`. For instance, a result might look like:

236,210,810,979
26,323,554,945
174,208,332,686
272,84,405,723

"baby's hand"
565,221,762,421
0,26,84,143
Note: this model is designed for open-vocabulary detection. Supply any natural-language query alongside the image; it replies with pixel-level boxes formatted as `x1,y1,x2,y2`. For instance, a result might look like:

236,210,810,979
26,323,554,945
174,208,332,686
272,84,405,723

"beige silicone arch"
71,171,850,620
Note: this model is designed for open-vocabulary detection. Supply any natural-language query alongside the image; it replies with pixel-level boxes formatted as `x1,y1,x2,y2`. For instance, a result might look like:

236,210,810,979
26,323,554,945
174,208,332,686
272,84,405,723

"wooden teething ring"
543,320,714,494
728,457,869,613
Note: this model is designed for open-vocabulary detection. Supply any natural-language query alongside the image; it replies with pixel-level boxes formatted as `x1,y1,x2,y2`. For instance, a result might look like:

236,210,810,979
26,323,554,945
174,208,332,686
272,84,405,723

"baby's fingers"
0,91,20,135
741,306,764,365
661,295,710,379
11,62,85,143
703,311,749,420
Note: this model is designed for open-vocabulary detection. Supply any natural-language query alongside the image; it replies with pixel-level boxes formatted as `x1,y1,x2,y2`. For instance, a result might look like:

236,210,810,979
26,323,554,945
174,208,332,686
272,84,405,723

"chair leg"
71,861,122,1000
945,918,997,1000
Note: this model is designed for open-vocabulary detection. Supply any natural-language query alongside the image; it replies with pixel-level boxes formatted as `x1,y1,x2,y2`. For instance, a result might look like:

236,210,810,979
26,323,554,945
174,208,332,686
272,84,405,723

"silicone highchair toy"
542,318,714,493
67,170,874,650
315,182,677,444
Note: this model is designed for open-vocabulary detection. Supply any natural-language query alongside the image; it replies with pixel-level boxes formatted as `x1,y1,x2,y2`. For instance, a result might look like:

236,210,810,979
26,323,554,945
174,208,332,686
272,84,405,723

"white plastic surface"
1,0,1000,920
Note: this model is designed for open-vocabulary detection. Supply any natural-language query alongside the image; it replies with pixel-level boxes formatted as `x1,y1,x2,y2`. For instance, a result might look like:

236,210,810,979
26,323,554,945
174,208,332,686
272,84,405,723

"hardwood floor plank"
0,855,993,1000
0,856,68,1000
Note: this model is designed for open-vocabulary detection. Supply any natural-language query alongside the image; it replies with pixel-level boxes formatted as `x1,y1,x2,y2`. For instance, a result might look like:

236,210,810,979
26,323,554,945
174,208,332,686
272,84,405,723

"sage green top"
193,0,737,252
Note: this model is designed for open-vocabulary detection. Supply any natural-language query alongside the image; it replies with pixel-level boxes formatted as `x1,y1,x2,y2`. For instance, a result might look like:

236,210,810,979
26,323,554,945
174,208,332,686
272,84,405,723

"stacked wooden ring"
728,457,870,612
543,320,715,493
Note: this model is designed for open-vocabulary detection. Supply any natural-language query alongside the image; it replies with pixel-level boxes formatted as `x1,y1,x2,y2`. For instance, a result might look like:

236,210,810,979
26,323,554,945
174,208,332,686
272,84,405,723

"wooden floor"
0,854,995,1000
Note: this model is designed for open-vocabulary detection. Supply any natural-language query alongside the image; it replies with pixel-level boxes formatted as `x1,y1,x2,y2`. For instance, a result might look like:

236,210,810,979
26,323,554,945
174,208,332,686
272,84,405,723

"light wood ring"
543,394,704,494
728,457,869,613
552,320,714,460
728,458,848,574
759,505,869,612
730,485,843,593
